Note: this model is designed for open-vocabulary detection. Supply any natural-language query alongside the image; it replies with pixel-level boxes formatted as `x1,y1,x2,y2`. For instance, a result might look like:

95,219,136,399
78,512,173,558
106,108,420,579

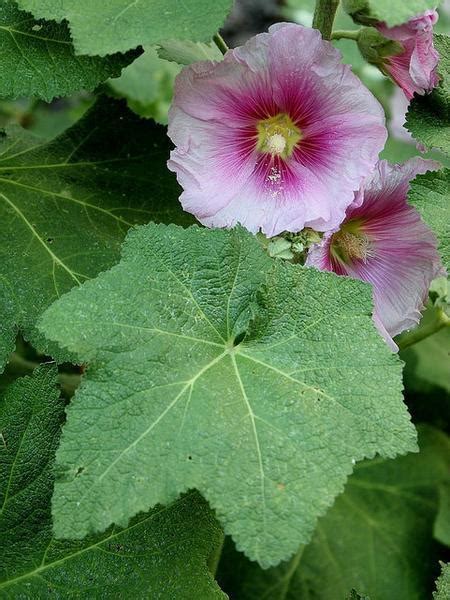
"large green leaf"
40,224,416,567
16,0,233,56
218,426,450,600
0,366,226,598
407,169,449,271
0,1,135,102
0,96,191,365
406,35,450,155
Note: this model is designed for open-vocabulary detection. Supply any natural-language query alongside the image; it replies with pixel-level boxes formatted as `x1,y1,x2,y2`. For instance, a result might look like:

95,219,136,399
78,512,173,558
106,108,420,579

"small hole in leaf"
47,237,54,244
75,466,85,477
187,455,192,461
233,331,246,347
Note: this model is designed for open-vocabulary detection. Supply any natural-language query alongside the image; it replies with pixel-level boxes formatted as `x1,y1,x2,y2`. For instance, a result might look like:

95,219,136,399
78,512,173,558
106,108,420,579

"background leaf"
108,48,180,123
407,169,449,271
372,1,441,26
0,366,226,598
16,0,234,56
0,1,136,102
40,224,416,567
157,40,223,65
218,426,450,600
0,96,191,362
343,0,442,27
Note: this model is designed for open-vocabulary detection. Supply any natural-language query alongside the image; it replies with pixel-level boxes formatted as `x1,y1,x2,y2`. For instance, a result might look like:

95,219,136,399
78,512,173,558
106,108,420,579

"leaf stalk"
213,33,229,55
331,29,362,41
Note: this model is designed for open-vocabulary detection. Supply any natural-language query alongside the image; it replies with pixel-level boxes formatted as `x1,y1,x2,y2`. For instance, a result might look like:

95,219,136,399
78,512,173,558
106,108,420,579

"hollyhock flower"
306,158,443,350
167,23,387,236
376,10,439,100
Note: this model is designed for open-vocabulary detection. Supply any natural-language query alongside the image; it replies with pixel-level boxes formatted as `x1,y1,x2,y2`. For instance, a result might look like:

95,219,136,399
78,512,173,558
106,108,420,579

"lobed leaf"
218,426,450,600
40,224,416,567
0,367,226,598
0,96,191,365
16,0,233,57
0,1,136,102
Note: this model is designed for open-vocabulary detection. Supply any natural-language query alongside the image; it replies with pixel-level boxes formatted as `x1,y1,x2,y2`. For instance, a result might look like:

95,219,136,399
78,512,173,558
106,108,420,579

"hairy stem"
397,308,450,351
313,0,340,40
213,33,229,55
331,29,361,41
207,530,225,577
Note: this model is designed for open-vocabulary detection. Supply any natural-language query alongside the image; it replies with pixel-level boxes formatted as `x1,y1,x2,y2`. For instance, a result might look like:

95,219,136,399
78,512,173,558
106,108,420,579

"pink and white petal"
198,158,337,236
351,221,443,337
410,34,440,89
168,109,259,218
299,116,387,208
264,26,387,201
347,158,440,219
168,50,273,129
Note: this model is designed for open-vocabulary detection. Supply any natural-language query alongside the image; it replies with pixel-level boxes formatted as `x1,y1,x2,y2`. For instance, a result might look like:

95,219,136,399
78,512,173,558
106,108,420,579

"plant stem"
312,0,340,40
397,308,450,351
213,33,229,55
331,29,361,41
207,530,225,577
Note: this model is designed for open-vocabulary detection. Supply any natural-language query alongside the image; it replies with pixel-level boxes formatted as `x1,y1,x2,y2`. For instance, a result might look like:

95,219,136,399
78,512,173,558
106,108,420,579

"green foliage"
343,0,441,27
0,1,135,102
0,0,448,595
401,307,450,394
435,484,450,546
408,169,450,271
40,224,416,567
109,48,180,124
16,0,234,56
434,563,450,600
0,97,191,362
0,367,226,598
406,35,450,154
218,426,450,600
